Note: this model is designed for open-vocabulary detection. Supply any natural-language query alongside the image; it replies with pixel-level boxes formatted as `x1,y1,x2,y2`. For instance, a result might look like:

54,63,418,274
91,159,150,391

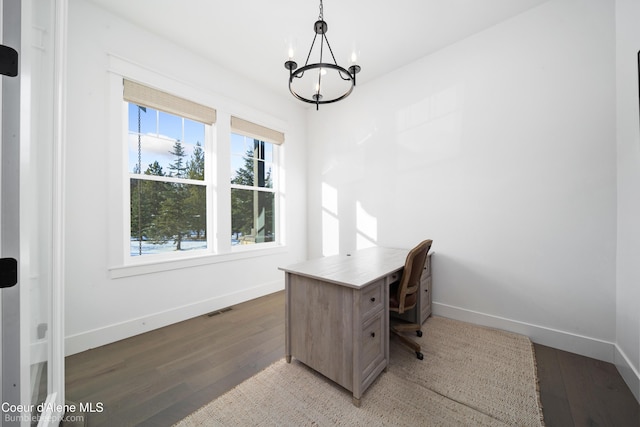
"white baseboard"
614,344,640,403
433,303,640,405
433,302,616,363
65,280,284,356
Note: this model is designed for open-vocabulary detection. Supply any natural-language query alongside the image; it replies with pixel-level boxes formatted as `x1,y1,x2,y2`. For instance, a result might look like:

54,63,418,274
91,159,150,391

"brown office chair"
389,239,432,360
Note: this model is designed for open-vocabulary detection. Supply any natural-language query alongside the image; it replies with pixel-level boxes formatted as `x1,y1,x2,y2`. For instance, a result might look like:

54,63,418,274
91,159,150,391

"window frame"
229,134,281,251
105,56,287,279
123,100,215,264
124,86,215,262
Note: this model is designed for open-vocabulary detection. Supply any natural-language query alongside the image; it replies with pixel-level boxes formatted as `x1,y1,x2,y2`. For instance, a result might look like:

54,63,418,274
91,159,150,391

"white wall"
307,0,617,362
615,0,640,403
64,0,307,354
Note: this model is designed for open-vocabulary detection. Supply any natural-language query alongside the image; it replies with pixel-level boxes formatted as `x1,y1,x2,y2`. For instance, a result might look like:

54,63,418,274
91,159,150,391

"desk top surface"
279,246,409,289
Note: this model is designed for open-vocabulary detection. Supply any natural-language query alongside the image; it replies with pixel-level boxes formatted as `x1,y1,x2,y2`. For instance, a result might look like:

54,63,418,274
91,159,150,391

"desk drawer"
420,275,432,322
388,271,401,284
361,280,384,321
361,312,385,380
424,254,431,276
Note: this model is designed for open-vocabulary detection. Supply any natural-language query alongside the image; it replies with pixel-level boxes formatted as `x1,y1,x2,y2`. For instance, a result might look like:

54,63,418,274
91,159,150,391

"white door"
1,0,67,426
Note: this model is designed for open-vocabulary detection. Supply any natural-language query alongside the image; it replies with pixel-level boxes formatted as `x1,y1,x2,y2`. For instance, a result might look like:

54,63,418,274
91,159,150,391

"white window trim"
109,244,288,279
106,55,287,279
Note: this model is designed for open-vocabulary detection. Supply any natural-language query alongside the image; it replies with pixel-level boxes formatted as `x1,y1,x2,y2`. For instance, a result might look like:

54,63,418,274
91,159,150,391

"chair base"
390,321,424,360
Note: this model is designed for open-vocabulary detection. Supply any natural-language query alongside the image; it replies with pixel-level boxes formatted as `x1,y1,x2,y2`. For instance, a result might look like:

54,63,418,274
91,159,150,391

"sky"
127,104,204,175
127,103,274,182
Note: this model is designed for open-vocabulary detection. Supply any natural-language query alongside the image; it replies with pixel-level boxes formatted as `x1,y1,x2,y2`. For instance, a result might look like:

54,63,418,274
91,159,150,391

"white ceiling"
86,0,549,98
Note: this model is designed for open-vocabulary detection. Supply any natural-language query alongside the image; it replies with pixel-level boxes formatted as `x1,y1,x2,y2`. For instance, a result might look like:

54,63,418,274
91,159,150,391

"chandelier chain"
319,0,323,20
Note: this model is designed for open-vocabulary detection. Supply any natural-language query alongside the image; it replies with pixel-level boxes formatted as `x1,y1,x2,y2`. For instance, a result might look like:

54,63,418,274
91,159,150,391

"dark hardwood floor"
64,292,285,426
535,343,639,426
64,291,639,427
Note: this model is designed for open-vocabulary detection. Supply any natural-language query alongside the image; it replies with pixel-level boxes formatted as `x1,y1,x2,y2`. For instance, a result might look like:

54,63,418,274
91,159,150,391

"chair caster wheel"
416,330,423,337
416,352,424,360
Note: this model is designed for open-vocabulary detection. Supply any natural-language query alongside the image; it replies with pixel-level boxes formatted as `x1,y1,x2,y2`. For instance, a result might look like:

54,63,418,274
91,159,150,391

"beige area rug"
175,316,544,426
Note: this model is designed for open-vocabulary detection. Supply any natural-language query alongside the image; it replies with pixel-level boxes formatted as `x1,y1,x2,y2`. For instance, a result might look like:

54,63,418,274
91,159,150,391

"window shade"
231,116,284,145
123,79,216,125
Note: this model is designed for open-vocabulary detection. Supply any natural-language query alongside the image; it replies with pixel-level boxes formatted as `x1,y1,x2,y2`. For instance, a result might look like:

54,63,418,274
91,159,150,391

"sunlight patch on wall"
356,200,377,250
322,182,339,256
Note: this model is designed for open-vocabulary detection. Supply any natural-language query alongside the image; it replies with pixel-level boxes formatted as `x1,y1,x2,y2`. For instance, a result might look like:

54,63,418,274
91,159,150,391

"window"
230,117,283,247
124,80,215,258
119,79,284,268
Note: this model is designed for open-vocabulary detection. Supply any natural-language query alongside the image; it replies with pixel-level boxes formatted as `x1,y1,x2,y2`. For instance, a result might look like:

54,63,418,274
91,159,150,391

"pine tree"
131,161,168,253
155,141,190,250
168,140,187,178
187,141,204,180
142,161,168,242
231,140,274,243
186,142,206,239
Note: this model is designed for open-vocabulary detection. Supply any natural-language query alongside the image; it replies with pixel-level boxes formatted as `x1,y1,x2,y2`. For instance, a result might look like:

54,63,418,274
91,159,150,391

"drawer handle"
370,297,376,302
370,332,375,338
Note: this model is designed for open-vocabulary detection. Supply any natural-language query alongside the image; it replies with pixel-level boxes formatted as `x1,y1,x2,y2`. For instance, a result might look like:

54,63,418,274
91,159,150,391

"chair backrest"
394,239,432,314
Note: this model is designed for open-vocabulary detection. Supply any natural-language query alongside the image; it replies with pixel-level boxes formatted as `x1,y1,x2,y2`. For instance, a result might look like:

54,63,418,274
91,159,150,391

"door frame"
1,1,25,426
44,0,69,424
31,0,69,425
1,0,68,426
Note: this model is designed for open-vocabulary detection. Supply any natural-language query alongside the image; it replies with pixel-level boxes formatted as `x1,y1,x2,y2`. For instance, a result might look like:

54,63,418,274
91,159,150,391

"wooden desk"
279,247,409,406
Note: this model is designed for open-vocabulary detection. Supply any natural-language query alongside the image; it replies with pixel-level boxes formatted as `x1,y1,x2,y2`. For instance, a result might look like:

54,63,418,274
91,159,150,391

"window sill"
109,244,288,279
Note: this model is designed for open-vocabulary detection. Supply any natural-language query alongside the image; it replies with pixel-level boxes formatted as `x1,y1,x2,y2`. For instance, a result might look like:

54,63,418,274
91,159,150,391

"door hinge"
0,258,18,288
0,44,18,77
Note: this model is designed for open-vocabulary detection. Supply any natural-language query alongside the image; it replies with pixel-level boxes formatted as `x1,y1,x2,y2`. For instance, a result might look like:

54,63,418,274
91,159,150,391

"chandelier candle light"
284,0,361,110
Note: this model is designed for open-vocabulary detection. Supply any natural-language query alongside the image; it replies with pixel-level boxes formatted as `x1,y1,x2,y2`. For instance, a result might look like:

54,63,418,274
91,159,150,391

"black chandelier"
284,0,361,110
